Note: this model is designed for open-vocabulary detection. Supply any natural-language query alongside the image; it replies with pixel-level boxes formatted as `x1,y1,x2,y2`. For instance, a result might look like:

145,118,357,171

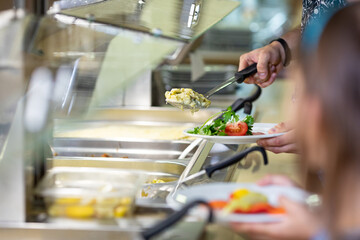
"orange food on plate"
209,188,286,215
209,200,228,209
267,206,286,214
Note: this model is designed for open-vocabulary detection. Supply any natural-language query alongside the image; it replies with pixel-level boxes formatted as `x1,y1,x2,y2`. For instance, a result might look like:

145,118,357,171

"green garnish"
187,107,254,136
242,115,254,135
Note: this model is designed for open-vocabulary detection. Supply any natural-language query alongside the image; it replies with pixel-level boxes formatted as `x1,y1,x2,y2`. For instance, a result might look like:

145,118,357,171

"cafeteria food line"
0,0,301,239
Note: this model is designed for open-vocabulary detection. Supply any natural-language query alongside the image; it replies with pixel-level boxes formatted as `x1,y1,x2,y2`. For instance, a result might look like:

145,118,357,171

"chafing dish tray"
36,167,145,220
48,157,187,176
53,121,196,141
37,167,180,219
48,108,236,207
50,138,197,160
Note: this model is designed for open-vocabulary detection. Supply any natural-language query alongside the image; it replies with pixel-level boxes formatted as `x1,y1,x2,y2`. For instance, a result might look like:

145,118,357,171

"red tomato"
225,121,248,136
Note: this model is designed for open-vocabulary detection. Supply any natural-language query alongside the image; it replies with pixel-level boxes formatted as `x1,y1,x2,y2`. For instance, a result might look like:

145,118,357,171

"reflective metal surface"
0,222,141,240
50,138,196,160
0,220,207,240
61,0,240,41
48,157,187,176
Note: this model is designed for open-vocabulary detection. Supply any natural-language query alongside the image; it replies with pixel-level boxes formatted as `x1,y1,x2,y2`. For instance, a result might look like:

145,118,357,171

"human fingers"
258,72,277,88
268,121,294,134
257,50,271,82
268,122,285,134
270,65,276,73
239,52,252,71
244,76,257,84
230,222,273,235
231,222,283,240
257,130,295,148
239,53,257,84
278,196,306,216
257,63,282,88
257,175,298,187
256,45,283,85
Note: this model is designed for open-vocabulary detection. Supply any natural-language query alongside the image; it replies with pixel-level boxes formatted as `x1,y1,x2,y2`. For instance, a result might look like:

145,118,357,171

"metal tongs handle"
204,63,258,99
205,146,268,178
142,200,213,240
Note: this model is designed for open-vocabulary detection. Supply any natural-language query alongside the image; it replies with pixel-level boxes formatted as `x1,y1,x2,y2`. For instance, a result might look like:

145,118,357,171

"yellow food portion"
48,197,132,219
225,189,268,212
55,198,81,205
231,189,250,200
141,189,149,197
114,206,128,218
65,205,95,219
165,88,211,111
151,179,166,184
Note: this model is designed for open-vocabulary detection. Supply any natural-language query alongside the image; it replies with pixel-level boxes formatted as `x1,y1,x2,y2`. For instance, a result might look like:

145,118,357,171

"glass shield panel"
88,30,181,109
20,15,181,115
60,0,240,42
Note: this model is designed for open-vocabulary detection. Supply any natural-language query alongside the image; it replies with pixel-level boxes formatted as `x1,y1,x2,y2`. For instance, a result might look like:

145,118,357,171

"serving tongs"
180,146,267,185
140,146,267,206
167,146,268,204
166,63,258,110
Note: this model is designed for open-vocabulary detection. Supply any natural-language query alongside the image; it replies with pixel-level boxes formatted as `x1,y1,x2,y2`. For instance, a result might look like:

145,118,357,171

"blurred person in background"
241,0,351,154
232,3,360,239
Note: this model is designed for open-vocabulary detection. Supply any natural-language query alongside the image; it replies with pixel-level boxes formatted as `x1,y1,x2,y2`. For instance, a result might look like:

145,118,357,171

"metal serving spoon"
166,63,258,110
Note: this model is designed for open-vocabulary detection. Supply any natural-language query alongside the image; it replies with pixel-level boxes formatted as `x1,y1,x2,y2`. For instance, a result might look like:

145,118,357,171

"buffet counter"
0,79,299,240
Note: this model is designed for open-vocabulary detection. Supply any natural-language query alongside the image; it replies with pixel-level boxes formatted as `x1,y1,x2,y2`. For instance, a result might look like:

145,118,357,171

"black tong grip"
142,200,213,240
205,146,268,178
235,63,258,83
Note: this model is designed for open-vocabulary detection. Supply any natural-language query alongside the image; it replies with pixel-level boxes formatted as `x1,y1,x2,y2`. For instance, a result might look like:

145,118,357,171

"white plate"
167,183,309,223
184,123,284,144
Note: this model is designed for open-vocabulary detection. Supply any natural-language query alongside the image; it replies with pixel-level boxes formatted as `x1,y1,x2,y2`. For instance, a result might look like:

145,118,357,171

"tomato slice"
225,121,248,136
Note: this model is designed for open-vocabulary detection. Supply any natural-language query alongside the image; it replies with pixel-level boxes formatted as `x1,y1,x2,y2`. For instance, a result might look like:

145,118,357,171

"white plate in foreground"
184,123,284,144
167,183,309,223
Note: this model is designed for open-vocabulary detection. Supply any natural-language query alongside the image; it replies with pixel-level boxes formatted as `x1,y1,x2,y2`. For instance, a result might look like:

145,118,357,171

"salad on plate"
187,107,255,137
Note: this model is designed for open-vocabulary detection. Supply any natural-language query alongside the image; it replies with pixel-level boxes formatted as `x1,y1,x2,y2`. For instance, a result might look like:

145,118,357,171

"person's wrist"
270,41,286,67
270,38,292,67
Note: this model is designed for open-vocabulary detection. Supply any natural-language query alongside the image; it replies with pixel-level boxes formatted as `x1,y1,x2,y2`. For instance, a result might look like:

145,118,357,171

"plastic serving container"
36,167,145,219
